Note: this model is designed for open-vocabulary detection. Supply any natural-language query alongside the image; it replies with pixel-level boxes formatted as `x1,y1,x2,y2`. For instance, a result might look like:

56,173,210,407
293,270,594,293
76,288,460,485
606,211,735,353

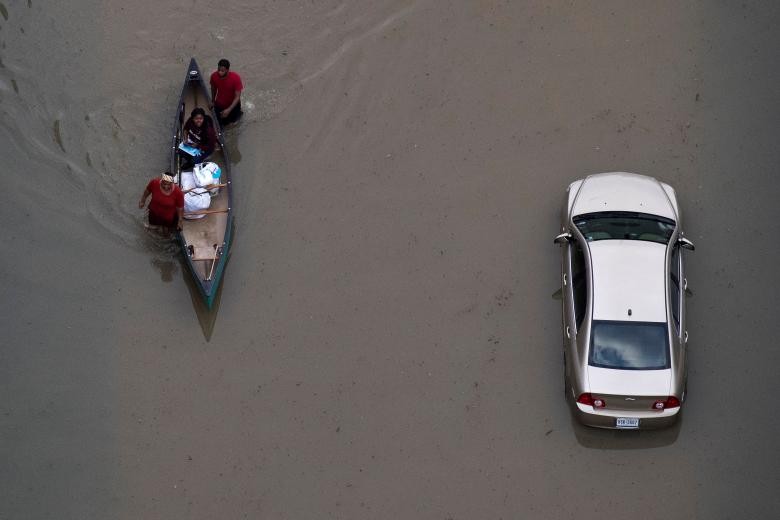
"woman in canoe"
179,107,217,165
138,172,184,231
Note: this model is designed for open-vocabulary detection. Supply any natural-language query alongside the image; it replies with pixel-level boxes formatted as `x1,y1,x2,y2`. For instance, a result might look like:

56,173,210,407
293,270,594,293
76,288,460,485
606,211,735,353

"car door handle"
684,278,688,290
563,273,568,286
684,330,689,344
566,326,571,339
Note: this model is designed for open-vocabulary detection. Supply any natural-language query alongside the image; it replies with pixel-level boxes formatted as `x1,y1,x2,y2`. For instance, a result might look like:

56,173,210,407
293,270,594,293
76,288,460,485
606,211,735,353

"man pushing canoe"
138,172,184,233
210,58,243,126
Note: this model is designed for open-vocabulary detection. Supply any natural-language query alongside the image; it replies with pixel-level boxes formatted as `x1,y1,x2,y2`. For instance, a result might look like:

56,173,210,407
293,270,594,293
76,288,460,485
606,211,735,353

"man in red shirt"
210,58,243,126
138,172,184,231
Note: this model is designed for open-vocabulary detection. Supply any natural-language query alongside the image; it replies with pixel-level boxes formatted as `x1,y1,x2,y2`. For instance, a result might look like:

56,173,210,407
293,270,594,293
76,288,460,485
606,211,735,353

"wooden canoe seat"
190,245,219,262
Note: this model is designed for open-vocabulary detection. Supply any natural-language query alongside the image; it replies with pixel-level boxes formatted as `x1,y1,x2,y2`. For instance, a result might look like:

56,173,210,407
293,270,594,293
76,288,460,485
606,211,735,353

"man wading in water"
210,58,243,126
138,172,184,234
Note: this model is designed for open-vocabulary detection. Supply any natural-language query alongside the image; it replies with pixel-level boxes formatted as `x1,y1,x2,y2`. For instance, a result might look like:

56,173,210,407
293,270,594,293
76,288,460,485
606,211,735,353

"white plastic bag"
184,191,210,219
180,170,211,219
193,162,221,195
179,170,197,191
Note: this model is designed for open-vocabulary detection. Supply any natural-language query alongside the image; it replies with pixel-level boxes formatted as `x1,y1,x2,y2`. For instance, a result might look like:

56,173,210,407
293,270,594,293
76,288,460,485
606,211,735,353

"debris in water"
53,119,66,152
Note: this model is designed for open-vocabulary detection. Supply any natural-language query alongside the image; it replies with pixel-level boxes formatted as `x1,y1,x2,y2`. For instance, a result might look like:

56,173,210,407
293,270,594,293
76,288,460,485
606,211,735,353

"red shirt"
146,178,184,222
210,71,243,109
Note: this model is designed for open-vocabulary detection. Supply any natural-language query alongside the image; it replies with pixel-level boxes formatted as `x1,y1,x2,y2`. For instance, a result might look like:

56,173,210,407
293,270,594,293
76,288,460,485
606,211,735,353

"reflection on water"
150,257,177,283
180,256,224,342
570,410,682,449
222,124,242,165
141,216,225,339
142,225,180,265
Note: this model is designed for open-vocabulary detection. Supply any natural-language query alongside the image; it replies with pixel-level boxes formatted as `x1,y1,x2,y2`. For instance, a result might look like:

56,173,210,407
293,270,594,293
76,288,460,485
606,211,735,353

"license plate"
616,417,639,429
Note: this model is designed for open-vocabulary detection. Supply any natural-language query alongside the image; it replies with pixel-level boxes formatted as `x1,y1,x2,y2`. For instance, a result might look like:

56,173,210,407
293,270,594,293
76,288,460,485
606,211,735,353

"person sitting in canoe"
138,172,184,232
178,107,217,166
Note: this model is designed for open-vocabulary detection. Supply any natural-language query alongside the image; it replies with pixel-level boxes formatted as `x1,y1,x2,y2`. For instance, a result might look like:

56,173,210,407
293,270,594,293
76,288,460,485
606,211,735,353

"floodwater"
1,1,779,518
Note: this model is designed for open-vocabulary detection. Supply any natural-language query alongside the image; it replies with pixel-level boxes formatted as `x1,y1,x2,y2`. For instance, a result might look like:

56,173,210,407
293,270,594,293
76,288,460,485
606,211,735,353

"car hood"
571,172,676,220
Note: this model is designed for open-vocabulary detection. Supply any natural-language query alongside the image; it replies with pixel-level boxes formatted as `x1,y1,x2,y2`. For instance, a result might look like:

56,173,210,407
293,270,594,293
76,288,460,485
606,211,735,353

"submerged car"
554,172,694,429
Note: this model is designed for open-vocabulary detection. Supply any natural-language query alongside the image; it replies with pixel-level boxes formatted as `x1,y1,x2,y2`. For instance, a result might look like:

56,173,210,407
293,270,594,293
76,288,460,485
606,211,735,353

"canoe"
170,58,233,308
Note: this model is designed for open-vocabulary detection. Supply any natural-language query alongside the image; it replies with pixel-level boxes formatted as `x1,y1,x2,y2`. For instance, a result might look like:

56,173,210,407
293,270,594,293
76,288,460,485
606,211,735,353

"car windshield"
574,211,675,244
589,321,670,370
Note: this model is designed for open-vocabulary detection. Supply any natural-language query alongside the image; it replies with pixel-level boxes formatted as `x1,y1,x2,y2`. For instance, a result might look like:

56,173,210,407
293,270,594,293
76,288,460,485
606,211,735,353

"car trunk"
587,366,672,412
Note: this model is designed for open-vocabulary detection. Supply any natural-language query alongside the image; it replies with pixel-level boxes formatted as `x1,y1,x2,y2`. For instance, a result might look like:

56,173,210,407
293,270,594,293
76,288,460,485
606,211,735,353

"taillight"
577,393,606,408
651,396,681,410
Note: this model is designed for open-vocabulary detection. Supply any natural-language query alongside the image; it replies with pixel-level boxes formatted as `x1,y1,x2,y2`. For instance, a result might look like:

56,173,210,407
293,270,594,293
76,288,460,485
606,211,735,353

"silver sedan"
554,172,695,429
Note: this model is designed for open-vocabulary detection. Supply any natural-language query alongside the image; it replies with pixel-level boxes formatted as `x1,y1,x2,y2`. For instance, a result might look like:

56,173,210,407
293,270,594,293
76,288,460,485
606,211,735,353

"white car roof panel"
589,240,667,322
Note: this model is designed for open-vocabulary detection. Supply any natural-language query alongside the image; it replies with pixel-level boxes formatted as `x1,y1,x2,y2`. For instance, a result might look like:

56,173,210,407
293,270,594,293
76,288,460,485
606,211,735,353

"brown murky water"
2,1,779,518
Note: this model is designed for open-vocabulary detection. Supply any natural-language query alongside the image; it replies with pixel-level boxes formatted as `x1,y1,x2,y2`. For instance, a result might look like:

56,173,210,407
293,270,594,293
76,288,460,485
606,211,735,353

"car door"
668,242,687,388
563,234,588,387
669,243,683,340
677,243,688,346
562,239,576,343
570,238,588,337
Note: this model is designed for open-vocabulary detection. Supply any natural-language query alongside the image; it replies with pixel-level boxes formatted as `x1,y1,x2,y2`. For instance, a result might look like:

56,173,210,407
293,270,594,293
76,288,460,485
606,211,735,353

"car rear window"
574,211,675,244
589,321,670,370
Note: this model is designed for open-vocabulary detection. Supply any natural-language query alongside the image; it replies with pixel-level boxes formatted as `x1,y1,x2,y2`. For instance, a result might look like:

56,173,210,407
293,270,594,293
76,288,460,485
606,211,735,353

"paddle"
206,244,219,281
183,208,230,217
182,183,227,194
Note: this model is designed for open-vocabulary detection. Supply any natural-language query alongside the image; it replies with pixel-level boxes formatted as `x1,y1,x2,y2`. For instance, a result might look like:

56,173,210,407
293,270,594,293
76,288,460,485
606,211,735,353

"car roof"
571,172,676,220
589,240,667,322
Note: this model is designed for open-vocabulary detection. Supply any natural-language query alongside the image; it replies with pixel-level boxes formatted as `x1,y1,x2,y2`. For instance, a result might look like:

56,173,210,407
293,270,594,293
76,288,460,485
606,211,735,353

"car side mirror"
554,232,572,245
678,237,695,251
